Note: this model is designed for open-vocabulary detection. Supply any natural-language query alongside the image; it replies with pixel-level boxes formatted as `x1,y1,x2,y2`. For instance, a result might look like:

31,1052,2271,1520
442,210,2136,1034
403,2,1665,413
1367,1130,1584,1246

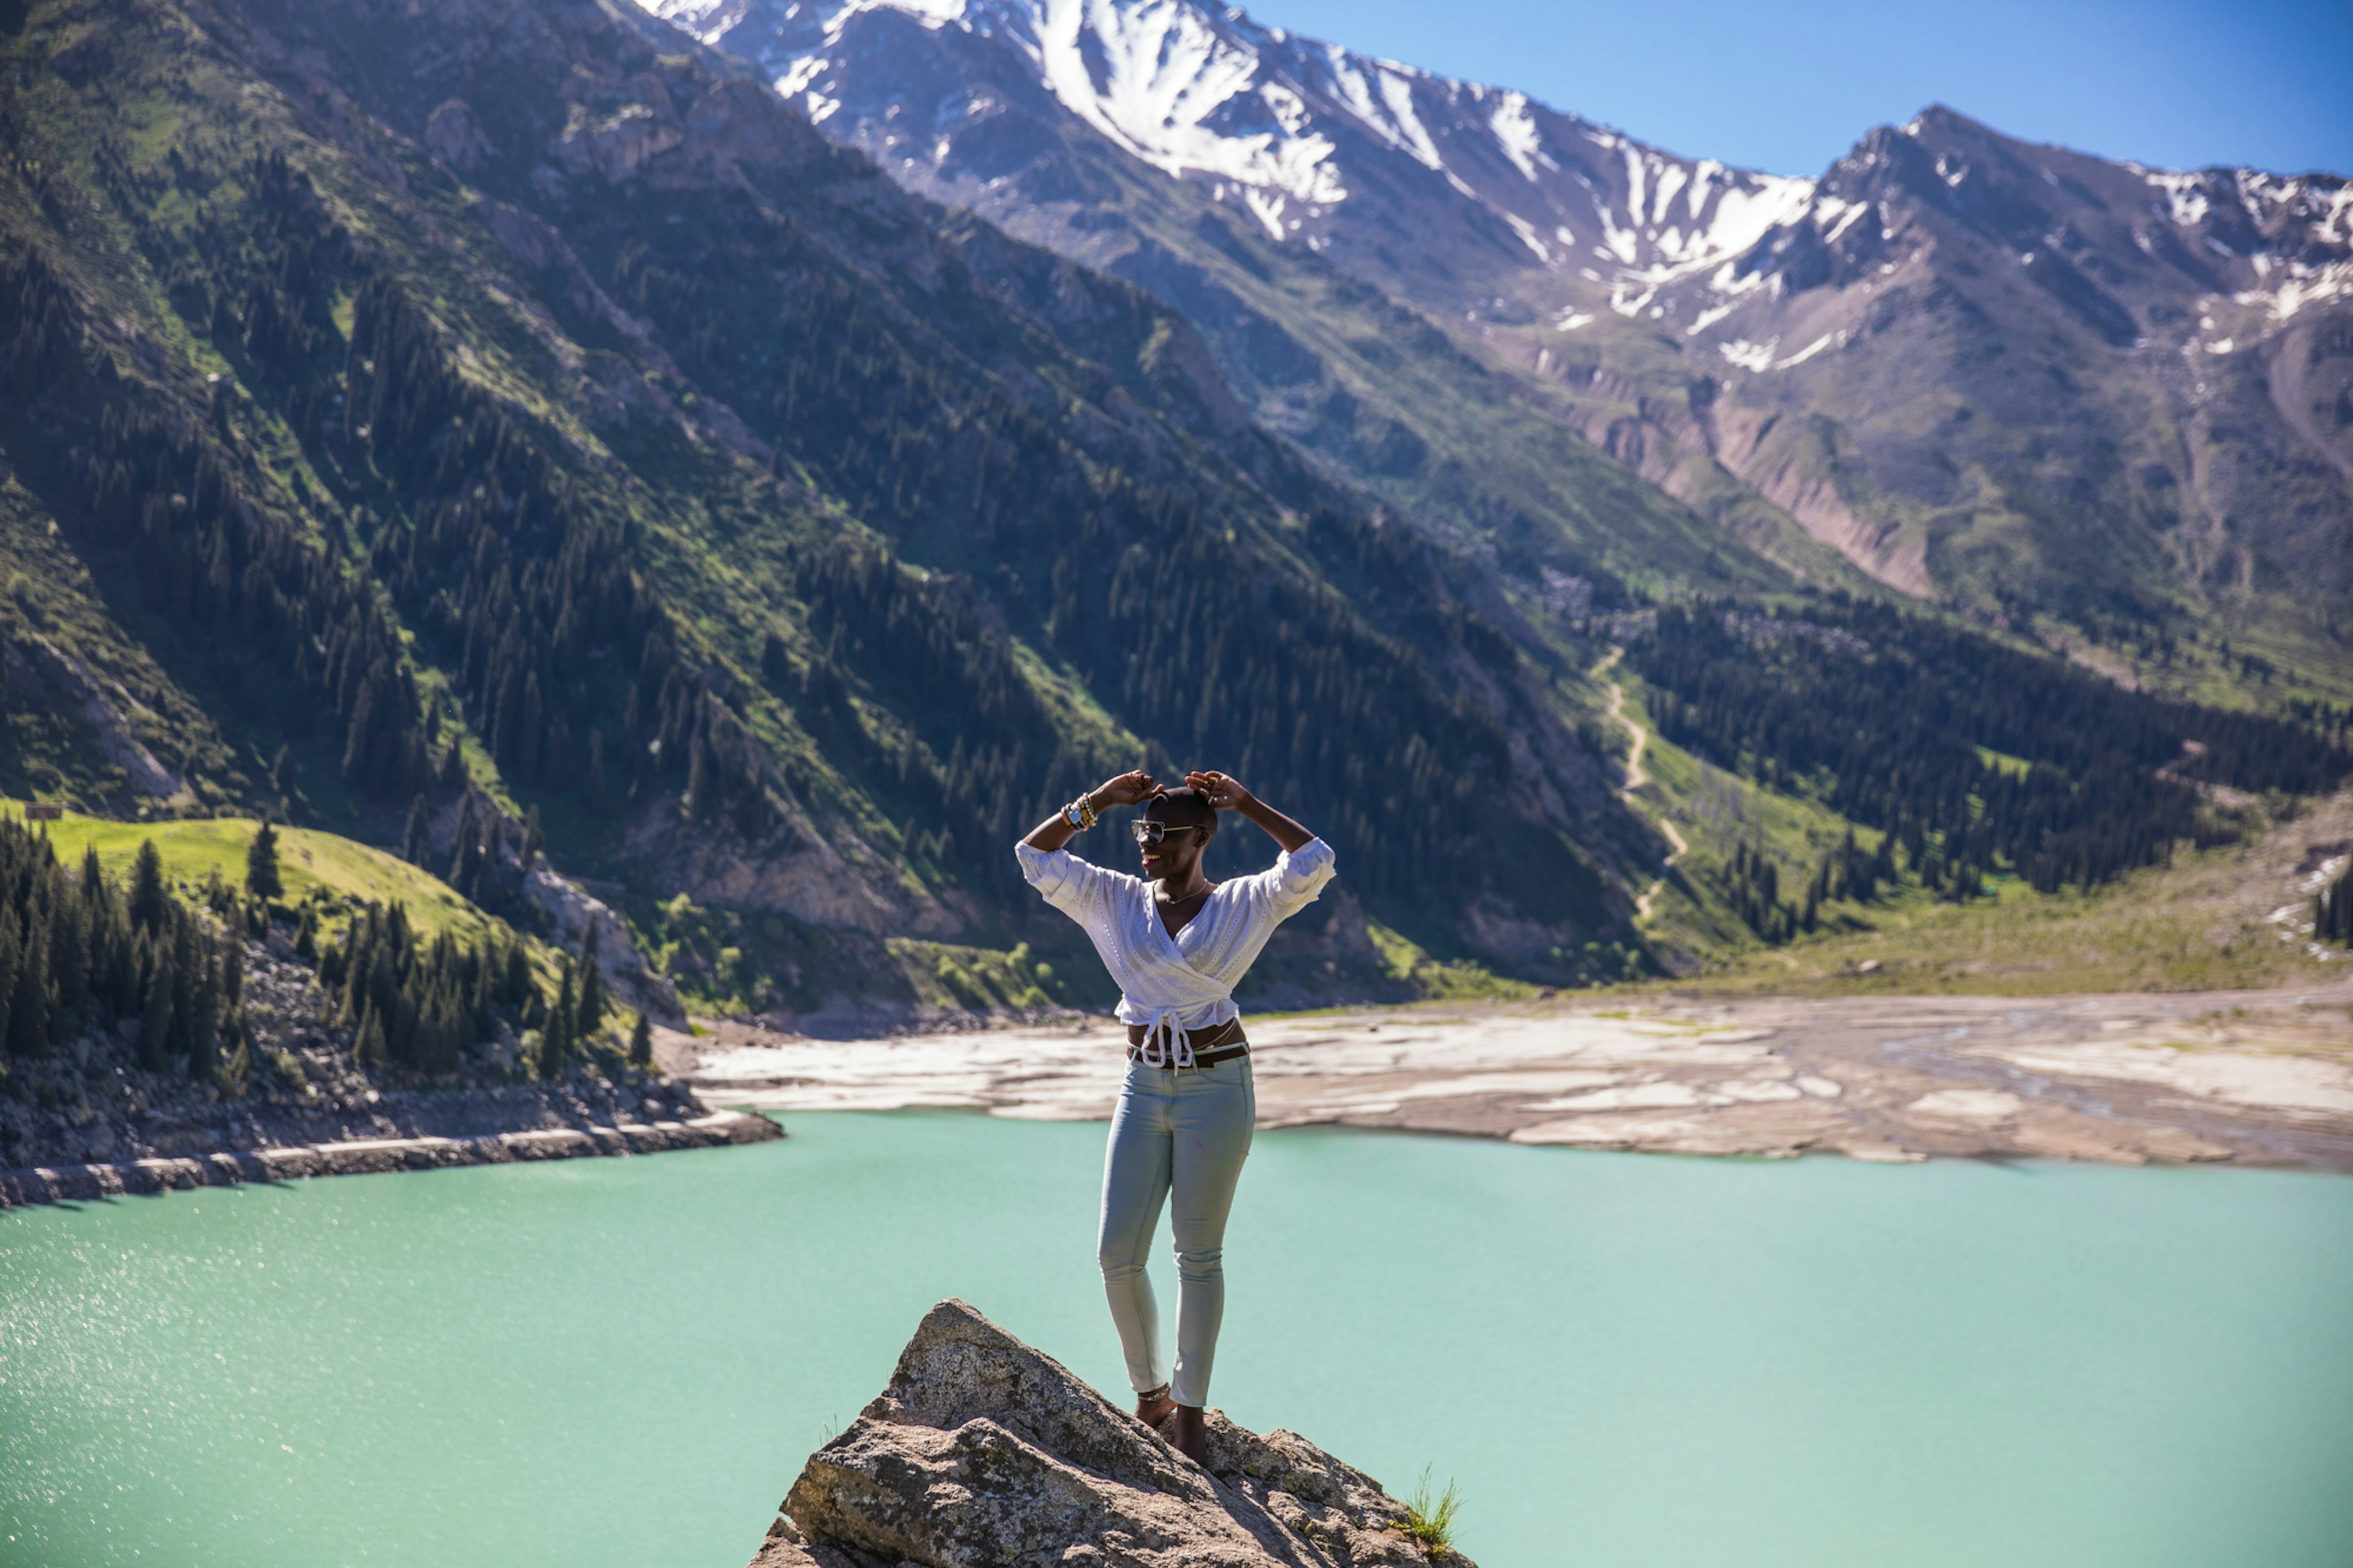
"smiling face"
1137,789,1217,885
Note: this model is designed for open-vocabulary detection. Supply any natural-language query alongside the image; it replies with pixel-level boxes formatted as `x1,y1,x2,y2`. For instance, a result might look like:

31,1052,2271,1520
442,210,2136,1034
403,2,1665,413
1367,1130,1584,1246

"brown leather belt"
1126,1017,1249,1068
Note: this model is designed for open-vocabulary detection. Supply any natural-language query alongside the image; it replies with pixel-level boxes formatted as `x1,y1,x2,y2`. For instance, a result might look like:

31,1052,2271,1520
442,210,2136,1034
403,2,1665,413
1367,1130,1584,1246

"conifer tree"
403,794,431,865
129,840,169,931
0,923,18,1059
139,961,174,1069
354,1005,386,1068
575,918,606,1037
246,820,284,900
219,1005,251,1091
2319,871,2351,947
5,923,46,1059
539,958,575,1080
586,729,610,817
447,793,479,887
519,805,542,877
627,1009,652,1069
188,948,221,1077
685,738,712,819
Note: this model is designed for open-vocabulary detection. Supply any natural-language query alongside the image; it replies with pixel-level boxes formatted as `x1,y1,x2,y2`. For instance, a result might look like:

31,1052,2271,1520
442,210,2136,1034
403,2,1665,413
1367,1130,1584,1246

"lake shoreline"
0,1093,781,1210
0,1109,780,1208
684,979,2353,1171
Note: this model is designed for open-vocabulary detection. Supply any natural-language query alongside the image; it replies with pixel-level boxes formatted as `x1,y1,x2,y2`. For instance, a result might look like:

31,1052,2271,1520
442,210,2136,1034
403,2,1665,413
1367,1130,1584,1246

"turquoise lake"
3,1112,2350,1567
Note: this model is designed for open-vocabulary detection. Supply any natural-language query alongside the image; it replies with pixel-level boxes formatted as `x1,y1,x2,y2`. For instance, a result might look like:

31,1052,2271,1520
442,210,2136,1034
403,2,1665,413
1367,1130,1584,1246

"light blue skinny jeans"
1097,1053,1256,1409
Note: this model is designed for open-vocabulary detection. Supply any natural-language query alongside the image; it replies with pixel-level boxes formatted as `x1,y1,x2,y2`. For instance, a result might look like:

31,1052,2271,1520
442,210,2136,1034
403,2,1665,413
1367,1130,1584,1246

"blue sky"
1245,0,2353,178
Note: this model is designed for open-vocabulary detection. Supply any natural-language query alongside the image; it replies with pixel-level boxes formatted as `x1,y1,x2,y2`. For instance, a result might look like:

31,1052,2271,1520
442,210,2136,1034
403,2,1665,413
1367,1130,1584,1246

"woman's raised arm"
1185,771,1314,854
1021,770,1159,852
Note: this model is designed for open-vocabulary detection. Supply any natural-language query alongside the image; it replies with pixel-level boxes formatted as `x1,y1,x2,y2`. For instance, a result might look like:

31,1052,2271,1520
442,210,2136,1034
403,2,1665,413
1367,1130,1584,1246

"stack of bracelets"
1061,792,1100,831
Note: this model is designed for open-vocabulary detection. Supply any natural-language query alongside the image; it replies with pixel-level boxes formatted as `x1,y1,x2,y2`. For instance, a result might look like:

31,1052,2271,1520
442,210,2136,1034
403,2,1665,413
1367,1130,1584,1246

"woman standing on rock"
1017,769,1334,1464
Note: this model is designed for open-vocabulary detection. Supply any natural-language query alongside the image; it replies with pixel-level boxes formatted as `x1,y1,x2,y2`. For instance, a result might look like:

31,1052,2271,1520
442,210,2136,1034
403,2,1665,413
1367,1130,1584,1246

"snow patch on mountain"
1490,91,1550,181
638,0,1828,289
638,0,2351,354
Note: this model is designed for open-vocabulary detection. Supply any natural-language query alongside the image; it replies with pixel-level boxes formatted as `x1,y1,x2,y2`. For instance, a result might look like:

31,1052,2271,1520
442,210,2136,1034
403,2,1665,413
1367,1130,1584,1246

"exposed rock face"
752,1300,1463,1568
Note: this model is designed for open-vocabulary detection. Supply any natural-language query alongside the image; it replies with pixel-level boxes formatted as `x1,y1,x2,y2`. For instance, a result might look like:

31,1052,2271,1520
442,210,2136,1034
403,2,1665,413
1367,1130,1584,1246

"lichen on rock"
751,1300,1467,1568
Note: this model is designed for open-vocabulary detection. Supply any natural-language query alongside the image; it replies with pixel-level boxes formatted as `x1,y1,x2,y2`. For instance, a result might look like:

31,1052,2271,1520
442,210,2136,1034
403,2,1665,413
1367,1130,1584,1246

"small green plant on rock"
1401,1467,1464,1555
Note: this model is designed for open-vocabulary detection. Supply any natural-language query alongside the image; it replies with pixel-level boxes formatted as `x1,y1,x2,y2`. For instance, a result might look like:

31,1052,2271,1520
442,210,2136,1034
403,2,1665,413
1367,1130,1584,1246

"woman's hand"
1184,771,1252,810
1023,770,1155,852
1189,771,1314,852
1093,770,1159,809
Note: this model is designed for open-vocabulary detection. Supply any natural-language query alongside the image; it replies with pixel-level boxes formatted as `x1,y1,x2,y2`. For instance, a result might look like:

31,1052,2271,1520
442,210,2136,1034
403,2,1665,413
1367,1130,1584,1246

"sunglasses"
1131,821,1203,846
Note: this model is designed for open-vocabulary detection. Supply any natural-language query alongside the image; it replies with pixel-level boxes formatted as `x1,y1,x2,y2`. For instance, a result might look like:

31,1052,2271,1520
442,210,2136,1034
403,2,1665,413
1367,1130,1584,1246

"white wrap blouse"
1015,836,1337,1066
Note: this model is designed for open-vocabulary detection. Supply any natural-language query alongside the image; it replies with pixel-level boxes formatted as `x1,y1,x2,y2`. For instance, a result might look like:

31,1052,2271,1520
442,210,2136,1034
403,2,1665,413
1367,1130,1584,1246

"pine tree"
2318,871,2351,946
575,918,606,1037
403,794,431,865
519,805,542,877
245,820,284,900
354,1004,386,1068
586,729,609,817
4,924,44,1059
139,960,174,1069
188,946,221,1077
218,1004,251,1092
129,840,169,931
0,923,18,1059
627,1010,652,1068
539,958,575,1080
447,793,479,887
685,737,712,819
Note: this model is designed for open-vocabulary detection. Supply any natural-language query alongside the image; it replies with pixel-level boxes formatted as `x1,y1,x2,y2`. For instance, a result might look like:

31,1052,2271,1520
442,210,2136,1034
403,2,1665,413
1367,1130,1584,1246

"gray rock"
754,1300,1461,1568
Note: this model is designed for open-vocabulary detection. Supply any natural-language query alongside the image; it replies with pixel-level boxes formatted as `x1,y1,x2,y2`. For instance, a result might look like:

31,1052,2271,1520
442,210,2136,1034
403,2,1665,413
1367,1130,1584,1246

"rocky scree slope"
0,0,1656,994
754,1299,1466,1568
654,0,2353,695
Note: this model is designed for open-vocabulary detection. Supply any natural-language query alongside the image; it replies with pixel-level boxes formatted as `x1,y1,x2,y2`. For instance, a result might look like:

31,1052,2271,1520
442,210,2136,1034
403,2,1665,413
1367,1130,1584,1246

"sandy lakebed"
678,979,2353,1169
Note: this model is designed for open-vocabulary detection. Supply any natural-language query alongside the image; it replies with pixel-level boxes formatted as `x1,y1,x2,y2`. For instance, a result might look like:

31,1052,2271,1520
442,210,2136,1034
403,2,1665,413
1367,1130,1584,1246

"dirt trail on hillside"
680,974,2353,1170
1596,648,1686,921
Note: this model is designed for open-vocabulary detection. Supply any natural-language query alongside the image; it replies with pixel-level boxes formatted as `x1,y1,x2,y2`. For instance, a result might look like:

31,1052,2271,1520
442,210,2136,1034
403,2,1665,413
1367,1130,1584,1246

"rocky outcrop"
751,1300,1466,1568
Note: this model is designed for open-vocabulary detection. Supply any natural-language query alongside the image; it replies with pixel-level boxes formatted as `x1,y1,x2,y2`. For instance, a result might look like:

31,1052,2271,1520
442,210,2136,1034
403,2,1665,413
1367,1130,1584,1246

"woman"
1016,768,1334,1464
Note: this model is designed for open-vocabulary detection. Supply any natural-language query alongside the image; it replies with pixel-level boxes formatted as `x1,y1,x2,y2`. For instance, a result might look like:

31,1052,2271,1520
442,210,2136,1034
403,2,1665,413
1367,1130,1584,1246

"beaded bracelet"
1063,793,1099,831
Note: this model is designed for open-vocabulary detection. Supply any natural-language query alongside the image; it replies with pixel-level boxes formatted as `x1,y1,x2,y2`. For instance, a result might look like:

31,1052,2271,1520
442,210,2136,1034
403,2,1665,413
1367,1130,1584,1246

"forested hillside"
0,0,1645,999
1622,600,2349,941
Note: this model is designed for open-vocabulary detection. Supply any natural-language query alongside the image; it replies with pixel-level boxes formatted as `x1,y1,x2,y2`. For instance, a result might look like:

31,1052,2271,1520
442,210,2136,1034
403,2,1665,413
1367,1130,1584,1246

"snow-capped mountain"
643,0,1821,302
644,0,2353,640
648,0,2348,331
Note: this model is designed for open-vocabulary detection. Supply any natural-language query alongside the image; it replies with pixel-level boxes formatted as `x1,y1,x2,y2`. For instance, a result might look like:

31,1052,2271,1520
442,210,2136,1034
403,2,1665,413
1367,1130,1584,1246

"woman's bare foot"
1135,1386,1176,1428
1168,1403,1210,1466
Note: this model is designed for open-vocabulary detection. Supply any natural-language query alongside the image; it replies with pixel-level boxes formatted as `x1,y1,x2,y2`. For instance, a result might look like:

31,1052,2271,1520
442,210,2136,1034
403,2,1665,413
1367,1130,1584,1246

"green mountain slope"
0,0,1658,996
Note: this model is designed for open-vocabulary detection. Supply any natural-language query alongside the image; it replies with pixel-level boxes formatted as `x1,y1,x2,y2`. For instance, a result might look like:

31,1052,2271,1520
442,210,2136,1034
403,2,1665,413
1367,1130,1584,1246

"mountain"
653,0,2353,694
1,0,2341,1018
0,0,1658,999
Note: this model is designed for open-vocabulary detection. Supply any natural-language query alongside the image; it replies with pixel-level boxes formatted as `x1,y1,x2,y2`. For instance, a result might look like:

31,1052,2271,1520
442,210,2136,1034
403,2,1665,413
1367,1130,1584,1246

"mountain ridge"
658,0,2353,699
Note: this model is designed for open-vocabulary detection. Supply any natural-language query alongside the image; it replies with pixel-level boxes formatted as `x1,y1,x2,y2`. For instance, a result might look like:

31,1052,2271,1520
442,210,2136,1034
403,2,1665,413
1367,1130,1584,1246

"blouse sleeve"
1235,837,1337,922
1014,842,1132,923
